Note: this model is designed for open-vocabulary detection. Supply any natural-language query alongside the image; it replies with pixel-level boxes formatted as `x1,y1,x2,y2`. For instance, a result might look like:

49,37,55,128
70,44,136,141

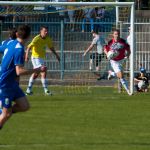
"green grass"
0,86,150,150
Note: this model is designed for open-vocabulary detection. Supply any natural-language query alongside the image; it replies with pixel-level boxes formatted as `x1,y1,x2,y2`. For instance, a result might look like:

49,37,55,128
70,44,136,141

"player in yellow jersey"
25,26,60,95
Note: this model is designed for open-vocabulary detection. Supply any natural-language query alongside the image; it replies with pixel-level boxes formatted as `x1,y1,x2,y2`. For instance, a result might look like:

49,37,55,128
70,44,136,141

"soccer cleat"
127,90,132,96
25,91,33,96
45,90,52,96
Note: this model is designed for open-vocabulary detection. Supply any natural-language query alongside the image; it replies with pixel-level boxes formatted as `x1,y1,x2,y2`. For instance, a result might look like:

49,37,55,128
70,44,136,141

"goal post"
0,1,135,95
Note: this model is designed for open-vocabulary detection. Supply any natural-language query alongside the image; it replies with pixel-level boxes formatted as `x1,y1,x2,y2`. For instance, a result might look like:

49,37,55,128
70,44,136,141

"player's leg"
107,70,116,80
89,54,94,70
96,53,106,80
82,18,86,32
110,60,130,95
40,71,52,95
12,97,30,113
0,85,27,129
26,57,42,95
13,85,29,113
26,73,38,95
0,88,13,129
89,18,94,32
0,107,12,129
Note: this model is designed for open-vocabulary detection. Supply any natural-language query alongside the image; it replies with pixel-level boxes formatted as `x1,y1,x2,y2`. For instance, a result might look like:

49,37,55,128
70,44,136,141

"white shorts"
110,59,125,74
31,57,45,69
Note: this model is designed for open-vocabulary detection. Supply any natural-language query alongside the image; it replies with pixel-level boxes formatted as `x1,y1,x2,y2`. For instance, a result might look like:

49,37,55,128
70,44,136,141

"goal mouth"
0,1,135,95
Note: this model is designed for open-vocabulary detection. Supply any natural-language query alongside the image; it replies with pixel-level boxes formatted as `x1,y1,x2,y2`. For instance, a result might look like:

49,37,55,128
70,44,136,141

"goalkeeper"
104,29,131,95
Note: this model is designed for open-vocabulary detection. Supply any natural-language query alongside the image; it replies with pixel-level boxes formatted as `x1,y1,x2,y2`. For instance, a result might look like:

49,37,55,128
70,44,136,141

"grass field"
0,86,150,150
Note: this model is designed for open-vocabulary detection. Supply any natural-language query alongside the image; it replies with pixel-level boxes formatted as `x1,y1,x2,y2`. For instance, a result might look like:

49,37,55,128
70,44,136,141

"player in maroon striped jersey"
104,29,131,95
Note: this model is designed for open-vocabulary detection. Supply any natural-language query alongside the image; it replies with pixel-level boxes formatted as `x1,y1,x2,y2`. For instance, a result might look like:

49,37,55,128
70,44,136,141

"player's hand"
57,56,60,62
83,52,86,57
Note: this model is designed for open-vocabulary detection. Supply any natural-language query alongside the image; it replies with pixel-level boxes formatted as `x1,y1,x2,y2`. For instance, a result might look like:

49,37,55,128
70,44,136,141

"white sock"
89,59,93,70
27,76,34,91
120,78,129,92
41,78,48,92
109,70,116,77
111,71,116,77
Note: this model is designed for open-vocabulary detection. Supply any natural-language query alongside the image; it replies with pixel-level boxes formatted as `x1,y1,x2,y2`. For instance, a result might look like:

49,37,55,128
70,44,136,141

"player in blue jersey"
0,27,17,54
0,25,45,129
0,28,19,83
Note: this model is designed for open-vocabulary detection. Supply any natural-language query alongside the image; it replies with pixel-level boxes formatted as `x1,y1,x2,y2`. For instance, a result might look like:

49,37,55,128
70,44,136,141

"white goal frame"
0,1,135,95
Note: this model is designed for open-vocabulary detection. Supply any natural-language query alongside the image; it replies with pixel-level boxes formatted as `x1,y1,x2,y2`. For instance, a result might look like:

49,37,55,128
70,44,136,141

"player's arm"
49,47,60,62
25,46,31,62
25,37,37,62
48,37,60,62
104,45,109,55
83,43,94,56
134,77,141,82
103,40,112,56
16,65,46,76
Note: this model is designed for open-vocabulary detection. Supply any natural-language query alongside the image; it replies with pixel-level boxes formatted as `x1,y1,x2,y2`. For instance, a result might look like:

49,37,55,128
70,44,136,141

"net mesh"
0,2,133,94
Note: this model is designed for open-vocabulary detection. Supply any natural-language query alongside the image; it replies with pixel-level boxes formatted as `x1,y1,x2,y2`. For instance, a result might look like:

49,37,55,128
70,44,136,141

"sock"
27,76,34,92
41,78,48,92
120,78,129,92
89,59,93,70
109,70,116,77
110,71,116,77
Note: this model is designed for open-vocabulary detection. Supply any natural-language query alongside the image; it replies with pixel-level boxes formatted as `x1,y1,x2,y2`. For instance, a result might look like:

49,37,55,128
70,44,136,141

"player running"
104,29,131,95
0,25,45,129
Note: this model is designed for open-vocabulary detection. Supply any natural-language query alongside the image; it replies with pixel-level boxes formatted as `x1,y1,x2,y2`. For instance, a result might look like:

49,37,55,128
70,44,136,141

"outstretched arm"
15,65,46,76
83,44,94,56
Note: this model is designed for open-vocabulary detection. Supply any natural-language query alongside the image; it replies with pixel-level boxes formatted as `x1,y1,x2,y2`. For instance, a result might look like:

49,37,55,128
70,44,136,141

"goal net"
0,1,135,95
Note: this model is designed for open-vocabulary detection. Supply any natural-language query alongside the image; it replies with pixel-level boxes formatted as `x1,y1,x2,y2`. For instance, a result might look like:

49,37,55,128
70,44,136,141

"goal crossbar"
0,1,134,6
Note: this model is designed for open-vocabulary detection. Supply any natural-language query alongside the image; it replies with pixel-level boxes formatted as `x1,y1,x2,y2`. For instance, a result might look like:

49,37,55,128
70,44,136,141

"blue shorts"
0,84,25,109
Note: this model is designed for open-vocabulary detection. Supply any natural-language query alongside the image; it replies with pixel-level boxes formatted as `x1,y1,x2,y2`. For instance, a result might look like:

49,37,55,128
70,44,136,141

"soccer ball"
107,50,119,60
138,80,147,89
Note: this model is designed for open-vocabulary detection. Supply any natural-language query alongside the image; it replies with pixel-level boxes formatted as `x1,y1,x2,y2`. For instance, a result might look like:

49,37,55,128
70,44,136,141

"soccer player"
0,28,20,83
0,27,17,53
104,29,131,95
25,26,60,95
0,25,44,129
83,30,106,80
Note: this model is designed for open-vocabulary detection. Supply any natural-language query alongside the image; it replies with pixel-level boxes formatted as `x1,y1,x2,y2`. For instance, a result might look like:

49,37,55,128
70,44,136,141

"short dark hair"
40,26,48,31
92,28,99,34
113,29,120,34
9,27,17,40
17,25,31,39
